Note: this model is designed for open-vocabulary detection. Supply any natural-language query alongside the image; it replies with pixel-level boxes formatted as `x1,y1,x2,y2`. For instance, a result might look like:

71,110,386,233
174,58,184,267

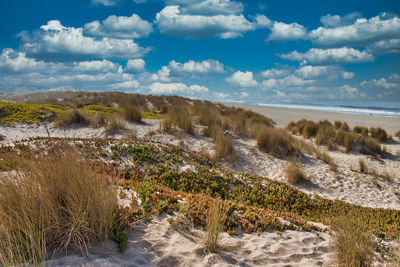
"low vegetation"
0,147,120,265
332,217,373,267
287,119,385,155
395,130,400,139
203,198,230,252
284,161,305,184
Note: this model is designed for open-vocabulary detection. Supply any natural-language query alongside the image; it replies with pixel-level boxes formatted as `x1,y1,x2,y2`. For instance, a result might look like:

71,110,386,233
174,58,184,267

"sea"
256,103,400,118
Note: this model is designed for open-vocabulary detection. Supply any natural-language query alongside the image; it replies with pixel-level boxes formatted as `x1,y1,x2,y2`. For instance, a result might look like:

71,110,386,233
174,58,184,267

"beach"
228,103,400,135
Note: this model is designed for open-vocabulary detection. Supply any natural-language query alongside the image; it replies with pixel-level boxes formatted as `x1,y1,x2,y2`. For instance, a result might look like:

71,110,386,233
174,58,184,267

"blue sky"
0,0,399,106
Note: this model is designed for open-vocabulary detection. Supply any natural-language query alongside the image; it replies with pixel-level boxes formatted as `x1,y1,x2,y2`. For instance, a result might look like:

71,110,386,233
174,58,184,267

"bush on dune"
0,148,119,265
122,104,142,123
161,105,193,134
256,127,296,158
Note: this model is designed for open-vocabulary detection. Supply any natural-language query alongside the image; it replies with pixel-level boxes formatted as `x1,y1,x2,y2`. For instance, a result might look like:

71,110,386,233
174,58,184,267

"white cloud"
214,91,230,98
91,0,120,6
20,20,149,61
320,12,361,28
169,59,225,74
267,22,307,42
260,68,291,78
361,77,400,90
240,91,249,97
309,13,400,47
274,90,286,97
166,0,244,16
0,48,45,73
226,71,258,87
154,6,270,39
332,85,366,99
366,38,400,54
280,47,374,65
150,66,171,82
295,65,354,80
149,82,208,94
125,59,146,73
83,14,153,39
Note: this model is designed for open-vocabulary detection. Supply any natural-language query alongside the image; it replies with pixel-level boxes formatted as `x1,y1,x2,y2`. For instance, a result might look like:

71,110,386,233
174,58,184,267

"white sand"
228,103,400,135
49,215,334,267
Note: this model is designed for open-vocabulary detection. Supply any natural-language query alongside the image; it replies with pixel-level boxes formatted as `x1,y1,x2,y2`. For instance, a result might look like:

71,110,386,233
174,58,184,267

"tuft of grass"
213,127,235,159
53,109,86,127
123,127,137,140
0,148,118,265
284,161,305,184
256,127,296,158
354,126,369,136
161,105,192,134
104,116,126,135
395,130,400,139
332,217,373,267
359,159,367,173
370,127,388,143
203,199,230,253
122,105,142,123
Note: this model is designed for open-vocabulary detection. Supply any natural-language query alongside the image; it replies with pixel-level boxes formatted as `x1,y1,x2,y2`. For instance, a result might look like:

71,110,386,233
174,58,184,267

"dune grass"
122,104,142,123
284,161,305,184
332,216,373,267
161,105,193,134
0,148,119,265
256,127,296,158
203,199,230,252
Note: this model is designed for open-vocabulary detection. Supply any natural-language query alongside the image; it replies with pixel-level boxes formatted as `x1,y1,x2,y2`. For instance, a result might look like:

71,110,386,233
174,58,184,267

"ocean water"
257,103,400,118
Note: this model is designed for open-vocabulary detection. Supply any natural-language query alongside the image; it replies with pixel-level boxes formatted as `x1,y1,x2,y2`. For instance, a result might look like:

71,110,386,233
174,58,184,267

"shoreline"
227,103,400,135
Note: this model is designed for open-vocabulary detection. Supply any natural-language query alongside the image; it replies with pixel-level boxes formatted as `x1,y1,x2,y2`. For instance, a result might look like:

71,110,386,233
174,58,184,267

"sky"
0,0,400,107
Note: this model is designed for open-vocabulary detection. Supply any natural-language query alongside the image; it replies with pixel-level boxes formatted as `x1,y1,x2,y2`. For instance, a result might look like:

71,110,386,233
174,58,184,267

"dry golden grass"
161,105,192,134
332,216,373,267
104,116,126,135
359,159,367,173
284,161,305,184
256,127,296,158
53,109,85,127
370,127,388,142
203,199,230,252
0,148,118,265
122,104,142,123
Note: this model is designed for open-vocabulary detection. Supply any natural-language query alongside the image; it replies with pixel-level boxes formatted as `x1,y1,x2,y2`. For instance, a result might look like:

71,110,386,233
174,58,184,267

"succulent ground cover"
2,137,399,241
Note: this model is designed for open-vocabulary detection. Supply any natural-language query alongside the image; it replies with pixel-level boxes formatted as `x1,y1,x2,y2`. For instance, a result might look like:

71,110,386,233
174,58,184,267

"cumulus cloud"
125,59,146,73
169,59,225,74
165,0,244,15
148,82,208,94
332,85,366,99
267,22,307,42
320,12,362,28
154,5,270,39
360,75,400,90
91,0,120,6
295,65,354,80
226,71,258,87
309,13,400,47
261,68,292,78
83,14,153,39
279,47,374,65
366,38,400,54
0,48,122,74
20,20,149,61
150,66,171,82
